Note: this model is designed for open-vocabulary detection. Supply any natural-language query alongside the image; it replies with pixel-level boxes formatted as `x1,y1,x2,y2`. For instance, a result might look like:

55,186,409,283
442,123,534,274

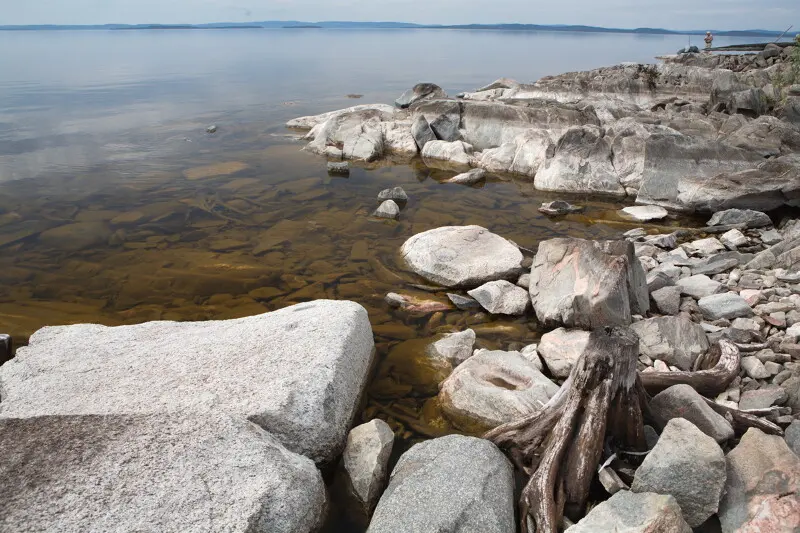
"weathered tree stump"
485,326,646,533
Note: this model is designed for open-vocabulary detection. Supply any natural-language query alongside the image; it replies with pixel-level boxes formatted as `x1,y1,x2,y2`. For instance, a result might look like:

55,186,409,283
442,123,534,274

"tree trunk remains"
639,339,740,396
485,326,645,533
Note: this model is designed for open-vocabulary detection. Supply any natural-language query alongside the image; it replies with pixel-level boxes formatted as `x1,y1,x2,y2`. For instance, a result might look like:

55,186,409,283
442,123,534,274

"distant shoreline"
0,21,790,38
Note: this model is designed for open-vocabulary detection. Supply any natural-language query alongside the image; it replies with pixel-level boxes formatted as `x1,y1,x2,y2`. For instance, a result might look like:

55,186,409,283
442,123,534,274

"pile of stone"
371,211,800,531
287,44,800,213
373,186,407,220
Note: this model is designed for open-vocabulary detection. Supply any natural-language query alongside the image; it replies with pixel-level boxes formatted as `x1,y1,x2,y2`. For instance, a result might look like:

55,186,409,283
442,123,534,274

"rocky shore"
288,43,800,213
2,43,800,533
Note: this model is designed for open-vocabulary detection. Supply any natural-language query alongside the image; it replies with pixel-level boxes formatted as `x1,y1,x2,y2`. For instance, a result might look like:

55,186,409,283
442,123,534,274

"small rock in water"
446,168,486,185
377,186,408,202
621,205,669,221
538,200,584,216
342,419,394,514
624,228,648,239
327,161,350,175
373,200,400,220
446,293,482,310
0,334,11,364
205,124,217,134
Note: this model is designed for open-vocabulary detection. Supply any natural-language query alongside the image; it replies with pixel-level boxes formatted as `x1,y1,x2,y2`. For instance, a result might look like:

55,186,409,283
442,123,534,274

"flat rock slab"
567,491,691,533
698,292,754,320
0,412,326,533
0,300,375,463
622,205,669,221
400,225,523,287
368,435,515,533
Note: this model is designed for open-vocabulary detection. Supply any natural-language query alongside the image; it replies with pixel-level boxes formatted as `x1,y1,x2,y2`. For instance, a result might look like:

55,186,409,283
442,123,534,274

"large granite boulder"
535,125,625,197
400,226,524,288
0,412,326,533
477,129,553,177
635,133,763,209
631,418,726,527
395,83,447,108
0,300,375,463
342,419,395,515
566,491,691,533
439,350,560,433
707,208,772,228
368,435,515,533
629,316,709,370
650,385,735,443
718,428,800,533
529,238,648,328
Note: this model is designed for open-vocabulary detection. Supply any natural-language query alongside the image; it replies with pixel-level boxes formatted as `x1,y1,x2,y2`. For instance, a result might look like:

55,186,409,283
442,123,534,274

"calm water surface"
1,28,747,530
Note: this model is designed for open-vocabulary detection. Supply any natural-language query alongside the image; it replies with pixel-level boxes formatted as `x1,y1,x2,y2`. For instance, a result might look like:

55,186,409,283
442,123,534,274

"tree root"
485,326,645,533
639,339,740,396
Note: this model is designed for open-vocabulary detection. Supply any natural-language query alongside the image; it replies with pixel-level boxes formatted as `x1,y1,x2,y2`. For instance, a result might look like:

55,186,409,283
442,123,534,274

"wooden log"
486,326,643,533
640,340,740,396
702,398,784,436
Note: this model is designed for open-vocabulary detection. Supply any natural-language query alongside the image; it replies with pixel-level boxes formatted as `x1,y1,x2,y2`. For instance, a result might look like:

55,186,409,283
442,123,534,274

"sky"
1,0,797,30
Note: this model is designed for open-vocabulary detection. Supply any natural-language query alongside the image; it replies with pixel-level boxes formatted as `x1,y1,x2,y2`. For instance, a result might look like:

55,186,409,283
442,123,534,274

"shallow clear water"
0,27,742,530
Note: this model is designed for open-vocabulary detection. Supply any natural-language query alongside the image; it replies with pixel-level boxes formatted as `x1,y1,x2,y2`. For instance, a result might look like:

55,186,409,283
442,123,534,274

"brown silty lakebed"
0,121,705,442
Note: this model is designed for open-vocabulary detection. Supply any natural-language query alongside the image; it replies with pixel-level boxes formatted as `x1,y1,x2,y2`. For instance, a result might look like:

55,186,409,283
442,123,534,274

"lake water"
0,28,756,530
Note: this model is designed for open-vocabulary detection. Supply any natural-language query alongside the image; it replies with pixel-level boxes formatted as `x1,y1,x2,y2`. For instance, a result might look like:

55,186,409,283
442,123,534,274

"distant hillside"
0,20,788,37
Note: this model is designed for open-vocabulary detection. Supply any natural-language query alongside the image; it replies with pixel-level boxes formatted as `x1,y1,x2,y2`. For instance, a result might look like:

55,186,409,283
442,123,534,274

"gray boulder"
0,300,375,464
428,329,476,367
529,238,648,329
534,125,625,197
630,316,709,370
707,208,772,228
400,226,523,288
368,435,515,533
304,108,391,161
566,491,691,533
636,133,763,209
676,274,723,298
342,419,395,514
395,83,447,108
411,115,436,151
651,285,681,315
468,280,531,315
537,327,591,379
650,385,735,443
631,418,726,527
538,200,584,216
373,200,400,219
698,292,754,320
0,412,326,533
718,428,800,533
427,101,462,141
439,350,559,433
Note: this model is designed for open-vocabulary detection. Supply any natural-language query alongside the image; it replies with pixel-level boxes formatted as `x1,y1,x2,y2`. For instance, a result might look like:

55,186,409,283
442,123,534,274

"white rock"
676,275,723,298
468,280,531,315
421,140,475,167
685,237,726,256
343,419,395,514
537,328,591,378
0,300,375,463
373,200,400,219
400,226,523,288
439,350,559,432
446,168,487,185
720,228,748,249
622,205,669,221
